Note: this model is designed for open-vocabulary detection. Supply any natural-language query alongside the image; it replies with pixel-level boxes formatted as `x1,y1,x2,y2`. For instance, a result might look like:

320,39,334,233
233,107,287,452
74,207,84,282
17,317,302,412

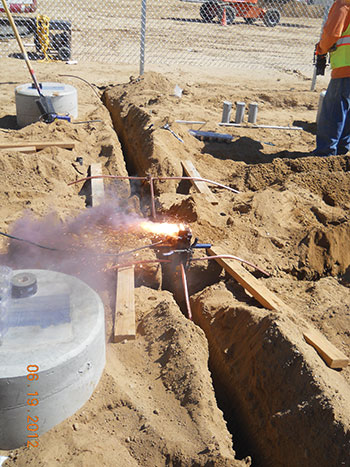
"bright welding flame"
139,221,186,237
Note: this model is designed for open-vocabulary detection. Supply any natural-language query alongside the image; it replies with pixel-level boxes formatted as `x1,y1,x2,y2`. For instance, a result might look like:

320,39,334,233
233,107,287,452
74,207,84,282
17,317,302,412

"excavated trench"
102,88,350,466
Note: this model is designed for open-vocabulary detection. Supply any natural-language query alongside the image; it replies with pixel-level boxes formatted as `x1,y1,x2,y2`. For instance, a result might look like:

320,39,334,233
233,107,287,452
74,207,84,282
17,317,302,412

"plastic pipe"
221,101,232,124
235,102,246,124
175,120,206,125
248,102,258,124
218,123,303,130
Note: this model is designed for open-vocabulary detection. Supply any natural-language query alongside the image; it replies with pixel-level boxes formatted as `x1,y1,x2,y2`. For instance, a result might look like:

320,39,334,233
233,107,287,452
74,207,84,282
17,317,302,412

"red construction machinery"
199,0,281,27
0,0,37,13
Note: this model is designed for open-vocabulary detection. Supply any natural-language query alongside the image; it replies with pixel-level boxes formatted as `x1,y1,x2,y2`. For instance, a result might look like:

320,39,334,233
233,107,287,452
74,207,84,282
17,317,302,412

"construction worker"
313,0,350,157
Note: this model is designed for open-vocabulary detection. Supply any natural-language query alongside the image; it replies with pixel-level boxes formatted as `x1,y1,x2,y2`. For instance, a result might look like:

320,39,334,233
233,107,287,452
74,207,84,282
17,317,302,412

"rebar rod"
68,175,239,194
111,258,171,270
156,176,239,194
180,263,192,320
104,240,165,258
149,176,156,220
68,175,146,186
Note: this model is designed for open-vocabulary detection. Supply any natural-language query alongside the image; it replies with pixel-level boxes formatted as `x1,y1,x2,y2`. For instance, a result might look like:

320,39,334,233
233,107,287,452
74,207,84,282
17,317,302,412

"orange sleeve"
317,0,350,55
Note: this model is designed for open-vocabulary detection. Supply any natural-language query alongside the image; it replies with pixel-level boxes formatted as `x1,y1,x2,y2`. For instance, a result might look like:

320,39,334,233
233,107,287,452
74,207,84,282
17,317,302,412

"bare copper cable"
68,174,239,220
180,263,192,320
111,258,171,270
68,174,239,194
190,255,270,277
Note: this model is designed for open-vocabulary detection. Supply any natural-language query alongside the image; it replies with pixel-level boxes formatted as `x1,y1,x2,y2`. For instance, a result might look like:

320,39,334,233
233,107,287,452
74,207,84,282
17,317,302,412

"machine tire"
58,46,71,61
263,9,280,27
51,31,70,50
200,1,218,23
265,0,290,4
244,17,256,24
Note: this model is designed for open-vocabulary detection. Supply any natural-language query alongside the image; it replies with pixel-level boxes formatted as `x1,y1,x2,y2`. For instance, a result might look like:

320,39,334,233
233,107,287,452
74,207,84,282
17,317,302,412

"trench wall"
103,84,183,195
191,284,350,467
103,94,153,176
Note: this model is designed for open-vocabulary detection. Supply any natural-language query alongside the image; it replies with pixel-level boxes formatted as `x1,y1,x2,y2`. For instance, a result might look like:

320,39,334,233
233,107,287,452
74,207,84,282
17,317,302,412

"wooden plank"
303,329,349,369
181,159,218,204
10,146,37,153
0,142,75,150
208,245,289,311
114,266,135,343
90,163,105,207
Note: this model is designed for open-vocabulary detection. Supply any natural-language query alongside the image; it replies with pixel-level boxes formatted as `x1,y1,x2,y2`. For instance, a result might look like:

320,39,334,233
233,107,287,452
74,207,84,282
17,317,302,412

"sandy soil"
0,56,349,466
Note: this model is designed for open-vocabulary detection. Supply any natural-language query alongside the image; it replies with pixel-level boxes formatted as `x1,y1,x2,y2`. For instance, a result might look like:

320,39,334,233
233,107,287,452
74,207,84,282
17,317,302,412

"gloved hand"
316,54,327,75
314,44,327,75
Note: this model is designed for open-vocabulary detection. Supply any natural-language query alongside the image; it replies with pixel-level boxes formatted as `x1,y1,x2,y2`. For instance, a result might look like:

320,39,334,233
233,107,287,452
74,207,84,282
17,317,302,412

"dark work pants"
314,77,350,156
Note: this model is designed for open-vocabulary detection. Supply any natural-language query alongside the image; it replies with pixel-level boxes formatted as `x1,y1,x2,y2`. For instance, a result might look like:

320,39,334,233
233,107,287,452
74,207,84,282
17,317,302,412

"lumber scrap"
10,146,36,153
0,142,75,150
181,159,218,205
208,245,289,311
114,266,136,343
303,329,349,369
90,163,105,207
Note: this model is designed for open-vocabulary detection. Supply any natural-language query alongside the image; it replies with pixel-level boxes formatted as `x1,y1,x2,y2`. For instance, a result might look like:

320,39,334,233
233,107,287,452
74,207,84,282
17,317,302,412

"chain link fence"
0,0,330,76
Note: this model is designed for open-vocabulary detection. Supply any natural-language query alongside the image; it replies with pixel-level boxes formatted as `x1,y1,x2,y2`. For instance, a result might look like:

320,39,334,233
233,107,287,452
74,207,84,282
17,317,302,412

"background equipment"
199,0,281,27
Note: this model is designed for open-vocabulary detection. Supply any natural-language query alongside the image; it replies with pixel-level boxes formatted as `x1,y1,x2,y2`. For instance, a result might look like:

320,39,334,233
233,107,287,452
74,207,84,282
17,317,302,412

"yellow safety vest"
330,22,350,69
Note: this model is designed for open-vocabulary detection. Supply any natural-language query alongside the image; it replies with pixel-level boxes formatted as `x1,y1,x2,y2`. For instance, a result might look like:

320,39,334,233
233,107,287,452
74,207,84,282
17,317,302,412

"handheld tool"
162,123,184,143
0,0,63,124
153,225,211,270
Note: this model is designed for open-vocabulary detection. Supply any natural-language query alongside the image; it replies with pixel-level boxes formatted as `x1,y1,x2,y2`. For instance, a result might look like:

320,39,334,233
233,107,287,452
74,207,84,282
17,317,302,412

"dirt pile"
0,114,129,233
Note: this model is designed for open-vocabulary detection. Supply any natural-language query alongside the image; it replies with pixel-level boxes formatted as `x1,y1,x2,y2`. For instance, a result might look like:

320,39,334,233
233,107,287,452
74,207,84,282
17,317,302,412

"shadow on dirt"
9,52,41,61
0,115,18,130
163,16,216,24
341,265,350,286
293,119,317,135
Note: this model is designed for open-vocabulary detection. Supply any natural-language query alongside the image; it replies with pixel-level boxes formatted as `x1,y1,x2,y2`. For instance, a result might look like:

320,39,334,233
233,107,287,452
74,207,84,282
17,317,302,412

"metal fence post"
140,0,147,76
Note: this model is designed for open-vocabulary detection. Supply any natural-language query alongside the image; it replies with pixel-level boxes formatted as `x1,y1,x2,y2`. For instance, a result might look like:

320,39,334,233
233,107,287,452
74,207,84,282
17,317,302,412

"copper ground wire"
190,255,270,277
180,263,192,320
111,258,171,270
68,174,240,220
